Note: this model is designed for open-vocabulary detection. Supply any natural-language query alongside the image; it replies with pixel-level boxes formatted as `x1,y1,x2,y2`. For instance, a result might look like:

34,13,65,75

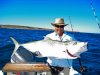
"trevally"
10,37,87,63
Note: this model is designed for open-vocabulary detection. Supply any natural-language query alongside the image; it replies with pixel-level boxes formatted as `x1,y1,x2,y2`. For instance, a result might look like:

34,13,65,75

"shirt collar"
54,32,66,38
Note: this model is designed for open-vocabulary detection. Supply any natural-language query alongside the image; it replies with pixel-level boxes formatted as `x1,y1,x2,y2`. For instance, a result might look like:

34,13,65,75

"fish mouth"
63,49,77,57
66,49,77,57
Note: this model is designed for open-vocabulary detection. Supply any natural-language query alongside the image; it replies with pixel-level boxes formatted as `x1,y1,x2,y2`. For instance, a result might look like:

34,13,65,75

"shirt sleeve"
44,34,51,40
65,32,77,41
44,36,51,40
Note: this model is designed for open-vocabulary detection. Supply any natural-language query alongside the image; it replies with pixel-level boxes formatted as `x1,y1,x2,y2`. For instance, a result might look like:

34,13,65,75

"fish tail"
10,37,20,57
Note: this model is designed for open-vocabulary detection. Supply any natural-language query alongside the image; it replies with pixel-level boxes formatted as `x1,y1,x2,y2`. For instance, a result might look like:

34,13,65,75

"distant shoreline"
0,25,87,33
0,24,99,34
0,25,53,31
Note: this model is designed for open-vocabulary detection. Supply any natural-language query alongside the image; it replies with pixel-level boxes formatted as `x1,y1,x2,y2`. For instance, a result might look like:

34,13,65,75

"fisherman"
9,18,81,75
44,18,80,75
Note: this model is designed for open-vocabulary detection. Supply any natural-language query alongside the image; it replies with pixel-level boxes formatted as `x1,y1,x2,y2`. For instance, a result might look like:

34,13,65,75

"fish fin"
10,37,20,57
47,57,52,65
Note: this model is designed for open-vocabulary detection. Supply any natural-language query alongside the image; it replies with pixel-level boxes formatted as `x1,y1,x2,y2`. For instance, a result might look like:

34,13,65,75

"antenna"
69,16,74,32
90,0,100,30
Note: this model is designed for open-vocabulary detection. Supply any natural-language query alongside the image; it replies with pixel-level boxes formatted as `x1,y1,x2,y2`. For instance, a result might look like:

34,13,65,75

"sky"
0,0,100,33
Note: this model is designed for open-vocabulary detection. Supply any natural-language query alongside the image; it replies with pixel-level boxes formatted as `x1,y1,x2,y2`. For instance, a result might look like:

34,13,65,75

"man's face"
54,25,64,36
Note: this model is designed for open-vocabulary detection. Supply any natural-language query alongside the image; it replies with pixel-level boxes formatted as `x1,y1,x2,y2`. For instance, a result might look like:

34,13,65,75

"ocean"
0,28,100,75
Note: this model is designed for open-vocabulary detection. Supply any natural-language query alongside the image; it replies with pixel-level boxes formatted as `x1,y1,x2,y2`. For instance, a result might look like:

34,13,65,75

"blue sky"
0,0,100,33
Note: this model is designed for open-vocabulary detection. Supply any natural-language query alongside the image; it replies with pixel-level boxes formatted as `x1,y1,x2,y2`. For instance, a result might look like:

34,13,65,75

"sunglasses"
54,25,64,28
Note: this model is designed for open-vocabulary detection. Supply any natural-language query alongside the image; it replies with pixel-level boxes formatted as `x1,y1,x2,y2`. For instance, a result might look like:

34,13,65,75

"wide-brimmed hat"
51,18,68,26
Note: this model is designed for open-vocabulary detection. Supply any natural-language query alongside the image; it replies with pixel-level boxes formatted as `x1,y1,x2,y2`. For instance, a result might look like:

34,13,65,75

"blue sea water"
0,28,100,75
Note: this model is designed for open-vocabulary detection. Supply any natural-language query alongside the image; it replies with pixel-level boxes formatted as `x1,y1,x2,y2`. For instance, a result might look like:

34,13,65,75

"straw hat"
51,18,68,26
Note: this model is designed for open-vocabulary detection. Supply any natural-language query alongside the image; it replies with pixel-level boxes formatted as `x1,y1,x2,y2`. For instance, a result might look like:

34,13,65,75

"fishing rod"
78,58,84,75
69,16,74,32
90,0,100,30
69,16,85,75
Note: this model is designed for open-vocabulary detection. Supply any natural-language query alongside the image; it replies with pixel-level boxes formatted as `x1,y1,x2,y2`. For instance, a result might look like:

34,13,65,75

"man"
44,18,80,75
45,18,73,42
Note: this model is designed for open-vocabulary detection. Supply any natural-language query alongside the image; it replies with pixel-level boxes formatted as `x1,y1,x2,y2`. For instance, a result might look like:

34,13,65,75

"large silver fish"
11,37,87,63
